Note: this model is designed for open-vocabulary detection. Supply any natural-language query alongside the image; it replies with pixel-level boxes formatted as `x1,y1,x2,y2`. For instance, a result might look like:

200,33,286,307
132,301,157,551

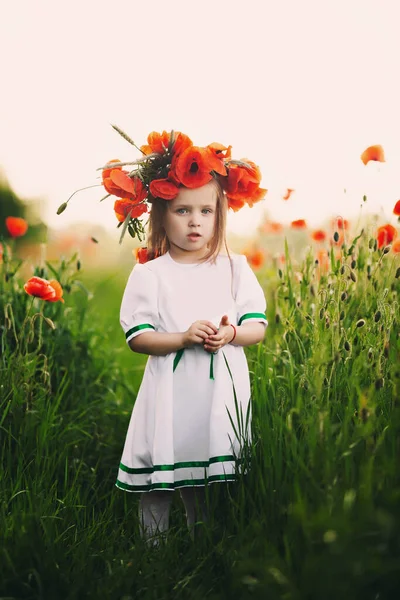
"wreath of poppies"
59,125,267,243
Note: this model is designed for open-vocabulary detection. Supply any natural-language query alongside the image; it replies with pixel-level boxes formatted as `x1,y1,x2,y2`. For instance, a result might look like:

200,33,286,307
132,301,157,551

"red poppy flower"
24,276,64,303
223,160,267,208
291,219,307,229
5,216,28,238
282,188,295,201
140,131,192,156
393,200,400,216
172,146,226,188
149,178,180,200
244,249,264,269
376,224,397,249
331,217,349,230
392,239,400,253
311,229,327,242
360,145,385,165
134,247,149,264
206,142,232,161
114,200,148,223
102,164,147,202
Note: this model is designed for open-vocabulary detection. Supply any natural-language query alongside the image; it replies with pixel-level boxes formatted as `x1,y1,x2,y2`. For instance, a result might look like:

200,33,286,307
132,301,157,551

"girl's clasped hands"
183,314,234,353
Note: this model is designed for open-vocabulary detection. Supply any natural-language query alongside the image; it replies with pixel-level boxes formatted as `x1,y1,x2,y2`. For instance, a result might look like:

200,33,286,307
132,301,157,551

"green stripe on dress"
115,473,238,491
125,323,155,339
119,454,238,474
238,312,267,326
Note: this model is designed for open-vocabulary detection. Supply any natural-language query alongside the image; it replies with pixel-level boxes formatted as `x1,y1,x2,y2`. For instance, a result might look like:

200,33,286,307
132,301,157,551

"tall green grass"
1,227,399,599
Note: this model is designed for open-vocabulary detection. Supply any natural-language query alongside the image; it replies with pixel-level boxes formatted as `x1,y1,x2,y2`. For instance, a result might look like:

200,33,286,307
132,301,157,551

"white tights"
138,487,209,546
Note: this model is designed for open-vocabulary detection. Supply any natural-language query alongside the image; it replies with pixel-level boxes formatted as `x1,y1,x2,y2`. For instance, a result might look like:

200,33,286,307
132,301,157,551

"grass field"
1,226,399,599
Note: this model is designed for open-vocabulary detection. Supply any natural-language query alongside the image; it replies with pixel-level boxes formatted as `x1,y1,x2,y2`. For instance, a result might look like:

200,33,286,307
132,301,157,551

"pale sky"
1,0,399,237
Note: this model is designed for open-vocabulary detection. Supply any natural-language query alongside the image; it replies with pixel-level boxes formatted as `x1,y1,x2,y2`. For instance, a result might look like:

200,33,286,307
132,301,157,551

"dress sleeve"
234,255,268,327
120,263,159,344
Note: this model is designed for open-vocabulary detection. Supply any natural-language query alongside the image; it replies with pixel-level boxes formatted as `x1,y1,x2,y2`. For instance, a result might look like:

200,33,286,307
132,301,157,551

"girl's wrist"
229,324,237,344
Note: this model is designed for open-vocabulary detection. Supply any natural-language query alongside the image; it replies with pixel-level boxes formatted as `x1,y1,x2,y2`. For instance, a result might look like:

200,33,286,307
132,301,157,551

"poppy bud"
340,265,345,275
356,319,365,328
350,271,357,282
383,246,390,255
395,267,400,279
57,202,68,215
319,308,325,320
374,311,381,322
77,260,81,271
333,231,340,242
351,259,356,269
368,238,374,249
367,265,371,275
341,292,347,301
325,318,330,329
275,314,280,324
340,310,345,321
310,285,315,296
278,269,283,279
344,341,351,352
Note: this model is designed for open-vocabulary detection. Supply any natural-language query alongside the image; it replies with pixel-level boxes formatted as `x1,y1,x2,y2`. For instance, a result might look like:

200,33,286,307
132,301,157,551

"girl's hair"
147,177,230,264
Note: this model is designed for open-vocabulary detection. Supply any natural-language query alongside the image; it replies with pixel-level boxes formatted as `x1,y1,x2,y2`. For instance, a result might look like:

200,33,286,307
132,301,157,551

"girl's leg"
138,490,174,547
179,486,209,541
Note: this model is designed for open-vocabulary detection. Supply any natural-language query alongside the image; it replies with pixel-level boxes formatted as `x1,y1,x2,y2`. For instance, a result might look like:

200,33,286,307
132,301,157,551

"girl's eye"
176,208,187,214
202,209,212,214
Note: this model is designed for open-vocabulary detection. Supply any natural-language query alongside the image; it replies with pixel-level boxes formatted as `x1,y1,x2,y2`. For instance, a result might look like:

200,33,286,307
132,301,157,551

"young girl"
117,175,268,546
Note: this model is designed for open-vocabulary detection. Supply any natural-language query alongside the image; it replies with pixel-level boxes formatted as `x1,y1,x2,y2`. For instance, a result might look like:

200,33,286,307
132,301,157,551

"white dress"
116,251,268,492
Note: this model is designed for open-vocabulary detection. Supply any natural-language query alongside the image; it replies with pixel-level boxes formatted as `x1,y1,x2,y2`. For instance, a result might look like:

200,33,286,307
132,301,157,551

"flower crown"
59,125,267,243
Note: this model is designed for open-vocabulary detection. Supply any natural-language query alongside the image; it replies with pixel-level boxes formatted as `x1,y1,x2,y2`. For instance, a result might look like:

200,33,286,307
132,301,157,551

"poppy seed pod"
374,311,381,322
344,341,351,352
350,271,357,282
356,319,365,328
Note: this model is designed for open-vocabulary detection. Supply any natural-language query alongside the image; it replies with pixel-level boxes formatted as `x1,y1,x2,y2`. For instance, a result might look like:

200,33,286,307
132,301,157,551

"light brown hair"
147,177,230,264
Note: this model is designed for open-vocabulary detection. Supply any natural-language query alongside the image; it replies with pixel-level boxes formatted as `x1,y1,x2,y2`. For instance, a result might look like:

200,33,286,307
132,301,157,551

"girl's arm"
230,322,266,347
128,331,185,355
129,320,218,356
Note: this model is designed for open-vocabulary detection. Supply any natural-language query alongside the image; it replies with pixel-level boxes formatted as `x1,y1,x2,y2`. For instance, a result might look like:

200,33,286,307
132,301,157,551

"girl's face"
163,181,217,262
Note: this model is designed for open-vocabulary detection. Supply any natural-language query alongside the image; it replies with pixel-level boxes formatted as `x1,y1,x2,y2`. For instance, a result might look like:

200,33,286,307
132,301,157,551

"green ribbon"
173,347,217,380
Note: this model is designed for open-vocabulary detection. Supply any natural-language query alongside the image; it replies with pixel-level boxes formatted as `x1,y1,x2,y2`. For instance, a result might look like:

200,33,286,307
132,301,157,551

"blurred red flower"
393,200,400,216
360,145,385,165
5,216,28,238
243,248,264,269
376,224,397,249
291,219,307,229
282,188,295,201
311,229,327,242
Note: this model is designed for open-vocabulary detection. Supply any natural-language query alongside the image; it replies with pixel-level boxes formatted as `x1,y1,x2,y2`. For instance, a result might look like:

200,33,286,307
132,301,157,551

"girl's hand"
183,320,218,348
204,315,235,353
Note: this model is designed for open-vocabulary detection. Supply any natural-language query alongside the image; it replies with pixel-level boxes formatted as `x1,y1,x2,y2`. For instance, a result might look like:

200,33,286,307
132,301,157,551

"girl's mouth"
187,233,201,240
